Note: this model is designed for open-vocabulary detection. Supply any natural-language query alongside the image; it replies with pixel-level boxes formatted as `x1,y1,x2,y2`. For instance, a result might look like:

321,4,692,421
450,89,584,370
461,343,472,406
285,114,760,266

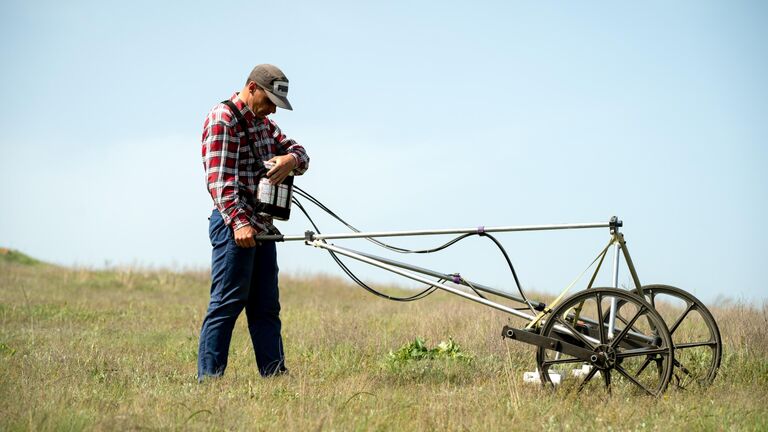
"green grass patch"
0,247,44,266
1,250,767,431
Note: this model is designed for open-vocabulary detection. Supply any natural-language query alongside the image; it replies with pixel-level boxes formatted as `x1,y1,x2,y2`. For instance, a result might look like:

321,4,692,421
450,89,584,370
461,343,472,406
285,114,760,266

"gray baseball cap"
248,64,293,111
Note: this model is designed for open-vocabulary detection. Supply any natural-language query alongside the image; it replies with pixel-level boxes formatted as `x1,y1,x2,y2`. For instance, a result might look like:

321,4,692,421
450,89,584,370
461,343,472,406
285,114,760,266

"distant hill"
0,248,44,266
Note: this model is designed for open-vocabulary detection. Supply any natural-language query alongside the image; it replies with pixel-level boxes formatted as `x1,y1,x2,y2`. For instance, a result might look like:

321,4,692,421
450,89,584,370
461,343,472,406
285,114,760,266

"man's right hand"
234,225,259,248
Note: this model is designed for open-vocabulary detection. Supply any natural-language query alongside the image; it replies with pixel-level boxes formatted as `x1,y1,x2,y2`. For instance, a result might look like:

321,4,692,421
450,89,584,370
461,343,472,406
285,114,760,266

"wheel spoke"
615,365,657,396
655,358,665,381
675,341,718,349
634,356,653,378
555,316,596,350
610,306,647,349
596,292,606,344
673,360,695,388
577,367,599,393
673,358,693,377
616,347,670,359
669,302,696,334
603,369,612,393
616,313,629,326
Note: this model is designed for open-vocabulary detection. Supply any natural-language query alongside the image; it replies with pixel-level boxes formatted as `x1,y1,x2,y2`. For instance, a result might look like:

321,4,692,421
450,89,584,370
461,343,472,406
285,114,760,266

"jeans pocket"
209,212,230,247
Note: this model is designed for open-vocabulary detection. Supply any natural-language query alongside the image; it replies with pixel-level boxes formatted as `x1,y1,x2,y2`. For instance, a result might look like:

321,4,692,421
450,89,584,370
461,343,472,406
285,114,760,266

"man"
198,64,309,380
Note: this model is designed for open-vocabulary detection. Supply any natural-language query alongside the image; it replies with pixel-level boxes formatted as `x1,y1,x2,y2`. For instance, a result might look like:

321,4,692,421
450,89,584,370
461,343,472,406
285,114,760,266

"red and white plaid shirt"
202,93,309,233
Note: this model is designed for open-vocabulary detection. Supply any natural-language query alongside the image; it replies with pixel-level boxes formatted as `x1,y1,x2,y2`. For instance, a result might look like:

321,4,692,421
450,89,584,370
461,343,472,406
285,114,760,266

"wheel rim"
536,288,674,396
633,284,722,387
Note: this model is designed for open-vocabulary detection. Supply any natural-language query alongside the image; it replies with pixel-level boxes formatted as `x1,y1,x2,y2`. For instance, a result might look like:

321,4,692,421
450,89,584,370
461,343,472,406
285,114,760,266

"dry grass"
1,253,767,431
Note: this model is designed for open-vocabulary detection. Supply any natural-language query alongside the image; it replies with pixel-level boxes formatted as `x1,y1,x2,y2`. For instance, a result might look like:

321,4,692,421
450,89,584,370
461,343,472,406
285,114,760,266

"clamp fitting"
304,230,315,245
609,216,623,235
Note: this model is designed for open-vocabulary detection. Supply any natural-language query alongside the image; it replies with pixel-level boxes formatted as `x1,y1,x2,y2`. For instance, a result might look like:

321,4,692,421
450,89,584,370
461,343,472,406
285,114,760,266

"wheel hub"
591,344,617,370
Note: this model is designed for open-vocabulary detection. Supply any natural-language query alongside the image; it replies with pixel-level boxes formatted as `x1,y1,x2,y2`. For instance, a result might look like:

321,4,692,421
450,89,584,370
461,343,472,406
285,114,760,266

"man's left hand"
266,155,297,185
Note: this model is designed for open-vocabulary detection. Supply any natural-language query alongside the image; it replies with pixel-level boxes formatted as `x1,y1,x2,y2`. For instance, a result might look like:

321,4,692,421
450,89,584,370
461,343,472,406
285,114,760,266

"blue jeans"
197,209,287,380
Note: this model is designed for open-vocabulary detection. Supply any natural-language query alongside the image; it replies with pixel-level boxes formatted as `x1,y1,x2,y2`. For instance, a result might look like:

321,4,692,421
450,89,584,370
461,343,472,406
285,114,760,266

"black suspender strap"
221,99,263,172
219,98,294,221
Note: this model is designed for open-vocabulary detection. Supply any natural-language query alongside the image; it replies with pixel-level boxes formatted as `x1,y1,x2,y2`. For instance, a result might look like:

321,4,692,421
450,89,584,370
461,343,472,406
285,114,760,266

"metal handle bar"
255,219,620,242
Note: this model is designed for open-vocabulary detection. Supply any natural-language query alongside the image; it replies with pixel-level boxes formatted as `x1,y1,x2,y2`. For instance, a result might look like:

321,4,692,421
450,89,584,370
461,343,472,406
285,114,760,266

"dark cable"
475,232,536,316
292,197,438,302
461,278,488,300
294,186,471,254
291,187,534,313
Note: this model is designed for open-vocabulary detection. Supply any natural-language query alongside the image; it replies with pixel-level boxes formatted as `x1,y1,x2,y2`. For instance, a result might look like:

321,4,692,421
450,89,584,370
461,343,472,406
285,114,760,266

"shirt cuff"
231,212,251,230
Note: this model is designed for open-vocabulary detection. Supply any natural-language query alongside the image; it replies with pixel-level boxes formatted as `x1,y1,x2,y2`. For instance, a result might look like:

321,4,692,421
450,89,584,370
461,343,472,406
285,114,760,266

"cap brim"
264,90,293,111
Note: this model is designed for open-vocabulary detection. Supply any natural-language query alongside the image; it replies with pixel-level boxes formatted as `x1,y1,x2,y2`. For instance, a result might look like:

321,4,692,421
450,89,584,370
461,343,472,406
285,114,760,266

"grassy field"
1,248,767,431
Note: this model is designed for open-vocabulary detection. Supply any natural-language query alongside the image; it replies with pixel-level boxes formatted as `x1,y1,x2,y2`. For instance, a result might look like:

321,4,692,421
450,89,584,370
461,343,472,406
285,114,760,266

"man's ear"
247,81,258,94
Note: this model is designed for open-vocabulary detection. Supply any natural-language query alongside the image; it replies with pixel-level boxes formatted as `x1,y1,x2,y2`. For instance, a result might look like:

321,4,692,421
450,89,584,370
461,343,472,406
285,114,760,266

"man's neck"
238,87,252,105
236,89,255,115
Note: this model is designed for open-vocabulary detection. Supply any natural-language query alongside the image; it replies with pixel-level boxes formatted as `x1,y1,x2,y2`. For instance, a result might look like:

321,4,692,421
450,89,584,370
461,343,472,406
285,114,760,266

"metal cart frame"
257,216,721,396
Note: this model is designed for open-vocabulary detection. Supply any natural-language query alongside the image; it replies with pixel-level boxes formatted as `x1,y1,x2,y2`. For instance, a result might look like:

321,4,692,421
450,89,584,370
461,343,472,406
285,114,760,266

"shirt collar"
231,93,256,122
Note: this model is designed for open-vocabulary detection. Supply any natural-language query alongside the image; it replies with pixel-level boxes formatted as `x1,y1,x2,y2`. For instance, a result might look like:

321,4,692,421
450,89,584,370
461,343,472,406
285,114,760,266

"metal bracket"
609,216,623,235
304,230,315,245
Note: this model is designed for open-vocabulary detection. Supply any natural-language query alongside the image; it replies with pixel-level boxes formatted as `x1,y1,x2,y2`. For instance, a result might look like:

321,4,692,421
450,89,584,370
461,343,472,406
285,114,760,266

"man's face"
249,85,277,118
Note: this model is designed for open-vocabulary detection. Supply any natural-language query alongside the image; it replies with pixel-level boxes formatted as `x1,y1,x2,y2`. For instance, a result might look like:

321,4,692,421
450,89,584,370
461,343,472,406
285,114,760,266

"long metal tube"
314,241,532,318
607,242,621,340
345,247,528,304
258,221,611,242
312,240,600,346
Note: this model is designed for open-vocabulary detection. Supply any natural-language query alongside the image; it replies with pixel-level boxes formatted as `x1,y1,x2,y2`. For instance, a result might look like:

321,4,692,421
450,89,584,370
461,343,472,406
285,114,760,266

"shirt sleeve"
202,112,252,230
268,119,310,175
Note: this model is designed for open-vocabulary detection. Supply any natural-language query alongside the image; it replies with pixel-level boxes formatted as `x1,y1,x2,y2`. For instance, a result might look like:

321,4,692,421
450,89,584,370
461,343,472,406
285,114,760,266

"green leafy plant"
385,337,473,365
0,342,16,357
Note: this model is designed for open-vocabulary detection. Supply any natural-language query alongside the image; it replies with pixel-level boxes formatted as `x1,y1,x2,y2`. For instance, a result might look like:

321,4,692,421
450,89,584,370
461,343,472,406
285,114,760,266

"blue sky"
1,1,766,303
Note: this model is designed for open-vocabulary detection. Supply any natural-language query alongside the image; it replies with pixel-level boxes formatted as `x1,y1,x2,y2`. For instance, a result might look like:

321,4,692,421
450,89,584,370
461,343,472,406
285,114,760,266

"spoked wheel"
630,284,722,388
535,288,674,396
